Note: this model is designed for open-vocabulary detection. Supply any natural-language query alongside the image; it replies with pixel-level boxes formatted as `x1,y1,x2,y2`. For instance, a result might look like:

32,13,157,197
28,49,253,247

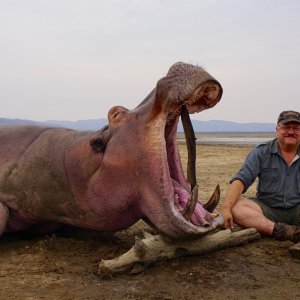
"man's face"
276,121,300,147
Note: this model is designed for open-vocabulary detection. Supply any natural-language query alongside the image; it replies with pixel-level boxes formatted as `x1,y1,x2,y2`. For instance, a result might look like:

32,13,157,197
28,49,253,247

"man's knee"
231,200,242,217
232,198,258,214
231,198,265,224
231,198,249,221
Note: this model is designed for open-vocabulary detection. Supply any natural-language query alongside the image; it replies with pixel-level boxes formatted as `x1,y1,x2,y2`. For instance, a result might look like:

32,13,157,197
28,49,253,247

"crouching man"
222,110,300,258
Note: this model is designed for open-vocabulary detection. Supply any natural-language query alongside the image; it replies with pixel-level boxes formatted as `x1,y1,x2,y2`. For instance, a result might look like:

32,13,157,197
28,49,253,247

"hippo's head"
90,62,223,238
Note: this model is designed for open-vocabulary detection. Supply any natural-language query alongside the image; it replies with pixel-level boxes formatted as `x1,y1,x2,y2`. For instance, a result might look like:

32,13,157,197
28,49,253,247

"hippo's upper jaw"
134,62,224,238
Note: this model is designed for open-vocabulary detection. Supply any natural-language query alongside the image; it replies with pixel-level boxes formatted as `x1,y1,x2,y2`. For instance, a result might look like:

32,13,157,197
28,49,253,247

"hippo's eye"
90,138,106,153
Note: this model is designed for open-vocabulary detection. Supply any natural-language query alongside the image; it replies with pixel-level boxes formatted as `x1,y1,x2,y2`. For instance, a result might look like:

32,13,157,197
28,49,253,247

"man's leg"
231,198,300,259
231,198,275,235
232,198,300,242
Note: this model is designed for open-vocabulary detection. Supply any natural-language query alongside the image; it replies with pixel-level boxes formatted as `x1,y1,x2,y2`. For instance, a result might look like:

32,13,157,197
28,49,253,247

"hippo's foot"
98,228,261,276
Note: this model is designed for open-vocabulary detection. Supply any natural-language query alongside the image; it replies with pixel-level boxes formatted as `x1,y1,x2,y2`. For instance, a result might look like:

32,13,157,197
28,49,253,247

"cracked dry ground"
0,144,299,300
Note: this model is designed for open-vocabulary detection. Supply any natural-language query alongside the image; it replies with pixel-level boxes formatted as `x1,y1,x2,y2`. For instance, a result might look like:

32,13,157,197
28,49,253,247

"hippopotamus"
0,62,223,239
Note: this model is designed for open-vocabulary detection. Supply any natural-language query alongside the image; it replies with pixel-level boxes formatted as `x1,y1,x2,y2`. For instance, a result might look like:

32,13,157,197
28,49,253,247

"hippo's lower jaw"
158,111,223,238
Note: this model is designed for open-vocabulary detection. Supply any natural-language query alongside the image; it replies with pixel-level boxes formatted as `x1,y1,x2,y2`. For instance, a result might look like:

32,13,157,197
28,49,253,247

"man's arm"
221,179,245,229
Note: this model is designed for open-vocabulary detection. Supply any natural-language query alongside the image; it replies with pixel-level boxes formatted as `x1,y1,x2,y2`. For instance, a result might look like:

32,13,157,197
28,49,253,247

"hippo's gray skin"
0,62,223,239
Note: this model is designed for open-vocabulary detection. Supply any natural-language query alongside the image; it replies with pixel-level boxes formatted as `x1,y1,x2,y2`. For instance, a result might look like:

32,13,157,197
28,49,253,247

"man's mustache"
283,134,297,138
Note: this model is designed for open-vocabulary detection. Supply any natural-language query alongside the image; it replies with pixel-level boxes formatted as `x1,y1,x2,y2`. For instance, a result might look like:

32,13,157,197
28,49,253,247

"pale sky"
0,0,299,123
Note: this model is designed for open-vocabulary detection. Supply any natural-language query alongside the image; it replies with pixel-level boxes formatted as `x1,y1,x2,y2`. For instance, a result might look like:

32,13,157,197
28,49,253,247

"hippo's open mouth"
160,76,224,237
166,106,219,224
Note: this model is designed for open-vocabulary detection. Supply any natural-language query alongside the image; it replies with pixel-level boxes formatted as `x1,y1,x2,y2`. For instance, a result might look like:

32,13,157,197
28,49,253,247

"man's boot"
272,223,300,242
289,242,300,259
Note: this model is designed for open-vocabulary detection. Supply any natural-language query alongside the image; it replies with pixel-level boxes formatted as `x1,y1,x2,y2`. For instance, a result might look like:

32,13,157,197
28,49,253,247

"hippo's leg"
0,202,9,236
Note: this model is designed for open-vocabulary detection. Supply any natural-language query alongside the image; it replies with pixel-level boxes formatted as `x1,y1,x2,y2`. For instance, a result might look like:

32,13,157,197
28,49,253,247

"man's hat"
277,110,300,124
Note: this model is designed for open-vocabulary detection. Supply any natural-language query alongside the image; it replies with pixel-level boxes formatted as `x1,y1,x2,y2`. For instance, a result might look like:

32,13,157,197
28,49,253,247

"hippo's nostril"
203,83,219,99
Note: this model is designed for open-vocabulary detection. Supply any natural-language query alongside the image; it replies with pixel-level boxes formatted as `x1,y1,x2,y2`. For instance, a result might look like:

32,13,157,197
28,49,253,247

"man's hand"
221,207,234,230
221,179,245,230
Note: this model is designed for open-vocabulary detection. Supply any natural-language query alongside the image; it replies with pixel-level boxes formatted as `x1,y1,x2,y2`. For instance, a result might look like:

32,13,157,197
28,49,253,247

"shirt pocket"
259,168,279,193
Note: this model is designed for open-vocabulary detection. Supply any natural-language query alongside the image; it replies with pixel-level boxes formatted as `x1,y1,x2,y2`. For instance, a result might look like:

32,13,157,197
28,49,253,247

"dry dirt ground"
0,143,299,300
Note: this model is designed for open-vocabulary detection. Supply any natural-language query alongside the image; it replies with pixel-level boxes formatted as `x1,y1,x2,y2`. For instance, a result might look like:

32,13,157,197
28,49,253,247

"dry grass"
179,144,257,207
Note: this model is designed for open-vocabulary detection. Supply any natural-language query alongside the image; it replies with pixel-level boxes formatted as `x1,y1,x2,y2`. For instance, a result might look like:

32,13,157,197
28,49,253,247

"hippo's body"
0,126,140,233
0,62,223,238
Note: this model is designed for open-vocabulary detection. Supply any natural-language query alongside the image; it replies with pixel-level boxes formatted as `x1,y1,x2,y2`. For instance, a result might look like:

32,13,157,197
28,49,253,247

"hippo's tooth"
180,106,197,190
203,184,220,212
181,184,198,221
211,213,219,218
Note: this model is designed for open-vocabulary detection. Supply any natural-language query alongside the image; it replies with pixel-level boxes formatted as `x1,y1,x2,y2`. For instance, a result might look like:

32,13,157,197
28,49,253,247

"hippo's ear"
90,137,106,153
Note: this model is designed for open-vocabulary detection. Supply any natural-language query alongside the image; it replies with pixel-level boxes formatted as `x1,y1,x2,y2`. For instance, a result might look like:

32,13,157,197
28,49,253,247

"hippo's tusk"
181,106,197,190
180,106,199,221
203,184,220,212
181,106,220,216
181,185,198,220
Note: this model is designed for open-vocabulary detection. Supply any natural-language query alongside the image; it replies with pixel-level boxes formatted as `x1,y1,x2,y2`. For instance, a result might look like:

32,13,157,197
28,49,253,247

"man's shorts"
250,198,300,226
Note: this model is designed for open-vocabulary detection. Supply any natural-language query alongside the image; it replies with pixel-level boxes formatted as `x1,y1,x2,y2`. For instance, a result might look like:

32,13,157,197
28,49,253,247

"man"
222,110,300,258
